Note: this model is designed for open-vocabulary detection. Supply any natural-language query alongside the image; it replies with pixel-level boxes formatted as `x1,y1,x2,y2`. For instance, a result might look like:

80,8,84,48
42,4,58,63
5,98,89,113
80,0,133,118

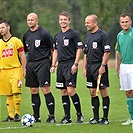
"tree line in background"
0,0,132,58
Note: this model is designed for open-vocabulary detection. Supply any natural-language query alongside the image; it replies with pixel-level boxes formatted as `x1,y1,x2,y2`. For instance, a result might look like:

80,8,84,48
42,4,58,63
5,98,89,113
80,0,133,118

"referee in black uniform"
50,11,84,124
83,14,110,125
23,13,55,123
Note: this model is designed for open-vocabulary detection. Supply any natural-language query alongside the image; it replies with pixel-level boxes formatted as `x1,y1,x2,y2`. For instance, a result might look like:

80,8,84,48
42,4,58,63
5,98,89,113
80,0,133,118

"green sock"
127,97,133,120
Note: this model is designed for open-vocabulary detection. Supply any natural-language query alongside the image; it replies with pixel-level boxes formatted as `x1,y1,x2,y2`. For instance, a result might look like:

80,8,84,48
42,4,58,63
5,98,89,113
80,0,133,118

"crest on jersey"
10,43,13,47
92,42,97,49
64,39,69,46
35,40,40,47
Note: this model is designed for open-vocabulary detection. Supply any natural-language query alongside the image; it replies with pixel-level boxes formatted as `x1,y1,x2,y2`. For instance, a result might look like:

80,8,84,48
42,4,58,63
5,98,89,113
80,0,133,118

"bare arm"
99,52,110,75
116,52,120,78
19,51,27,78
50,50,58,73
82,54,87,78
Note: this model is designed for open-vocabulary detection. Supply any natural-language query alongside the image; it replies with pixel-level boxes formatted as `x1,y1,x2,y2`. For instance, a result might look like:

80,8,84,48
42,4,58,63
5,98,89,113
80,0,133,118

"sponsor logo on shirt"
92,42,97,49
2,48,13,58
35,39,41,47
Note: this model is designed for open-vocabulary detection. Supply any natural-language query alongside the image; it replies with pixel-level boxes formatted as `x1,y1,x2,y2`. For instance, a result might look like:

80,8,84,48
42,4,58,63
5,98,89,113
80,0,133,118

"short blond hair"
59,11,71,20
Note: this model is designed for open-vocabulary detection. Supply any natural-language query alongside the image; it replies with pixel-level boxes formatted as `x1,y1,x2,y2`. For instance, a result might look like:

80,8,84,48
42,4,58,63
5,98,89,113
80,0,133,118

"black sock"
44,92,55,116
62,95,70,119
31,94,41,119
102,96,110,119
91,96,100,120
71,93,82,114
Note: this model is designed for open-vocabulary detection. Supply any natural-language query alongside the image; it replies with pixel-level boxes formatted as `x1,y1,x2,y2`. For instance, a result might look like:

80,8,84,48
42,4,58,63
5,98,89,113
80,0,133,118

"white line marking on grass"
55,119,127,126
0,119,128,129
0,126,26,130
56,123,73,126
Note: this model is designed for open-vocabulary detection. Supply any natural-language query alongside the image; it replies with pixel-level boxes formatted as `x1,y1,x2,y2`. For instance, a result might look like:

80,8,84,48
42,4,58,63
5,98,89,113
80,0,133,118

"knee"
61,89,68,96
100,88,108,97
67,87,76,96
30,88,39,94
90,89,96,97
13,93,21,102
126,90,133,97
41,86,50,94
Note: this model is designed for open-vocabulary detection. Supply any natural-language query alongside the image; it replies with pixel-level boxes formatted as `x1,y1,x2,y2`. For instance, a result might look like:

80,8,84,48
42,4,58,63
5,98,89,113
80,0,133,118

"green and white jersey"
116,27,133,64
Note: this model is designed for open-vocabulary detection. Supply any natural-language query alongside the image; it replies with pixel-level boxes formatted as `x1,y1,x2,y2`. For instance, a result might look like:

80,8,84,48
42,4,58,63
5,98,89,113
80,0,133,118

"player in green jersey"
116,13,133,126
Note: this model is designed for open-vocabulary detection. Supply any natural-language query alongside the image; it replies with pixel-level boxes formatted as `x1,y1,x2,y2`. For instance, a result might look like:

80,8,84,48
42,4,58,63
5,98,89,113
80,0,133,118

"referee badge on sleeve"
35,39,41,47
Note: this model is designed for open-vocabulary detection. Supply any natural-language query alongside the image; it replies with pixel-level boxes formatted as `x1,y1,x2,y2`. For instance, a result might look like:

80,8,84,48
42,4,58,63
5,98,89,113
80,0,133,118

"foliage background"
0,0,132,58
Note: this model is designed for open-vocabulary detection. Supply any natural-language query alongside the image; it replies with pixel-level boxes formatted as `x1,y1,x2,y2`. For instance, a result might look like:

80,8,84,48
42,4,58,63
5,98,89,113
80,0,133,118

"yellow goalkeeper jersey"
0,36,24,69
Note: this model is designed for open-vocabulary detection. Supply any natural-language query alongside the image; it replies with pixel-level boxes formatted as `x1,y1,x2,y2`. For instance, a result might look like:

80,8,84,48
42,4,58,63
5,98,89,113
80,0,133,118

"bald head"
27,13,38,20
85,14,99,33
27,13,39,30
85,14,98,23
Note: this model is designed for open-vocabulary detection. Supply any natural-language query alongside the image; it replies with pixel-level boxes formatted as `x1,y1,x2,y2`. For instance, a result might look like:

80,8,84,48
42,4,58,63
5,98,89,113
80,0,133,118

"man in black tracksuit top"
50,11,84,124
23,13,55,123
83,14,110,125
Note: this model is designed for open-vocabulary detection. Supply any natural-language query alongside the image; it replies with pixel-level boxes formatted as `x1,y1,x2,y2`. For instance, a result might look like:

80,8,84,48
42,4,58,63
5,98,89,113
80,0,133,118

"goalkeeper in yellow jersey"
0,20,26,122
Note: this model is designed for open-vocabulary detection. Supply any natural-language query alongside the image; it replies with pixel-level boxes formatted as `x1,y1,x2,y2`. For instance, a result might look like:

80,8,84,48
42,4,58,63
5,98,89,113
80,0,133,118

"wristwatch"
74,63,78,66
51,65,56,68
101,64,106,67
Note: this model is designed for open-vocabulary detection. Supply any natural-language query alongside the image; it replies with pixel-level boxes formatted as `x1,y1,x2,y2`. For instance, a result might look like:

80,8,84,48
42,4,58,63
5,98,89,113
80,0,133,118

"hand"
116,69,120,78
71,64,78,74
50,66,55,73
82,69,87,78
99,65,105,75
23,68,26,78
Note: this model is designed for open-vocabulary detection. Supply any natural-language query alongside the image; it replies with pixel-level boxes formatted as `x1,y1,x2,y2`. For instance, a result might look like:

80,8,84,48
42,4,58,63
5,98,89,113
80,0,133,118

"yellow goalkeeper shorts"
0,67,23,95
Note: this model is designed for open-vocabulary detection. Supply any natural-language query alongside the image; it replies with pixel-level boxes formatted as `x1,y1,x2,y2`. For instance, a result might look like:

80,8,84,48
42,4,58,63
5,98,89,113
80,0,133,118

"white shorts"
120,64,133,91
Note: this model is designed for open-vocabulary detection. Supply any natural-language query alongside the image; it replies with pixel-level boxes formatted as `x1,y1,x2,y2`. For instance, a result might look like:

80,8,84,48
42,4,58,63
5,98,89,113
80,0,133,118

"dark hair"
59,11,71,20
120,13,131,19
0,20,10,26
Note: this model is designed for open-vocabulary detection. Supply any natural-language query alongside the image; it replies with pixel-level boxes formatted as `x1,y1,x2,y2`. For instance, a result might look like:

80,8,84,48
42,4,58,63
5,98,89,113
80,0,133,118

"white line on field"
0,126,26,129
0,118,128,130
55,119,127,126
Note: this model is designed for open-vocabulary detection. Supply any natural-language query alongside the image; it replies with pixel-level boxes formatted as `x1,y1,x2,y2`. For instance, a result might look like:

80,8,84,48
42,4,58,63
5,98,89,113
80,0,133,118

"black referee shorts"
56,61,77,89
25,58,51,88
86,62,109,89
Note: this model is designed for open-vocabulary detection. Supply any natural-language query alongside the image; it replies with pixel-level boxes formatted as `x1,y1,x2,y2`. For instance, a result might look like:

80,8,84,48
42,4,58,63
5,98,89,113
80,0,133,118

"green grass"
0,69,132,133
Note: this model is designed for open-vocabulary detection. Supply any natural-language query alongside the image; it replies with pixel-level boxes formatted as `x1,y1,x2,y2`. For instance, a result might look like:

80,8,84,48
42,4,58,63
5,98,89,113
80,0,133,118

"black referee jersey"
83,29,110,64
53,29,83,62
23,26,53,61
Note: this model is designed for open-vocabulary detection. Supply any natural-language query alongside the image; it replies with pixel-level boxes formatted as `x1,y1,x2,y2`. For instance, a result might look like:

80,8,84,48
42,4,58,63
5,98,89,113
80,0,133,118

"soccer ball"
21,114,35,127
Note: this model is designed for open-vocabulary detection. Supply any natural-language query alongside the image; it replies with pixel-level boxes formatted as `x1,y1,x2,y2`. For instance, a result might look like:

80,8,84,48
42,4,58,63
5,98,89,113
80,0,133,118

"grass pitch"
0,69,132,133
